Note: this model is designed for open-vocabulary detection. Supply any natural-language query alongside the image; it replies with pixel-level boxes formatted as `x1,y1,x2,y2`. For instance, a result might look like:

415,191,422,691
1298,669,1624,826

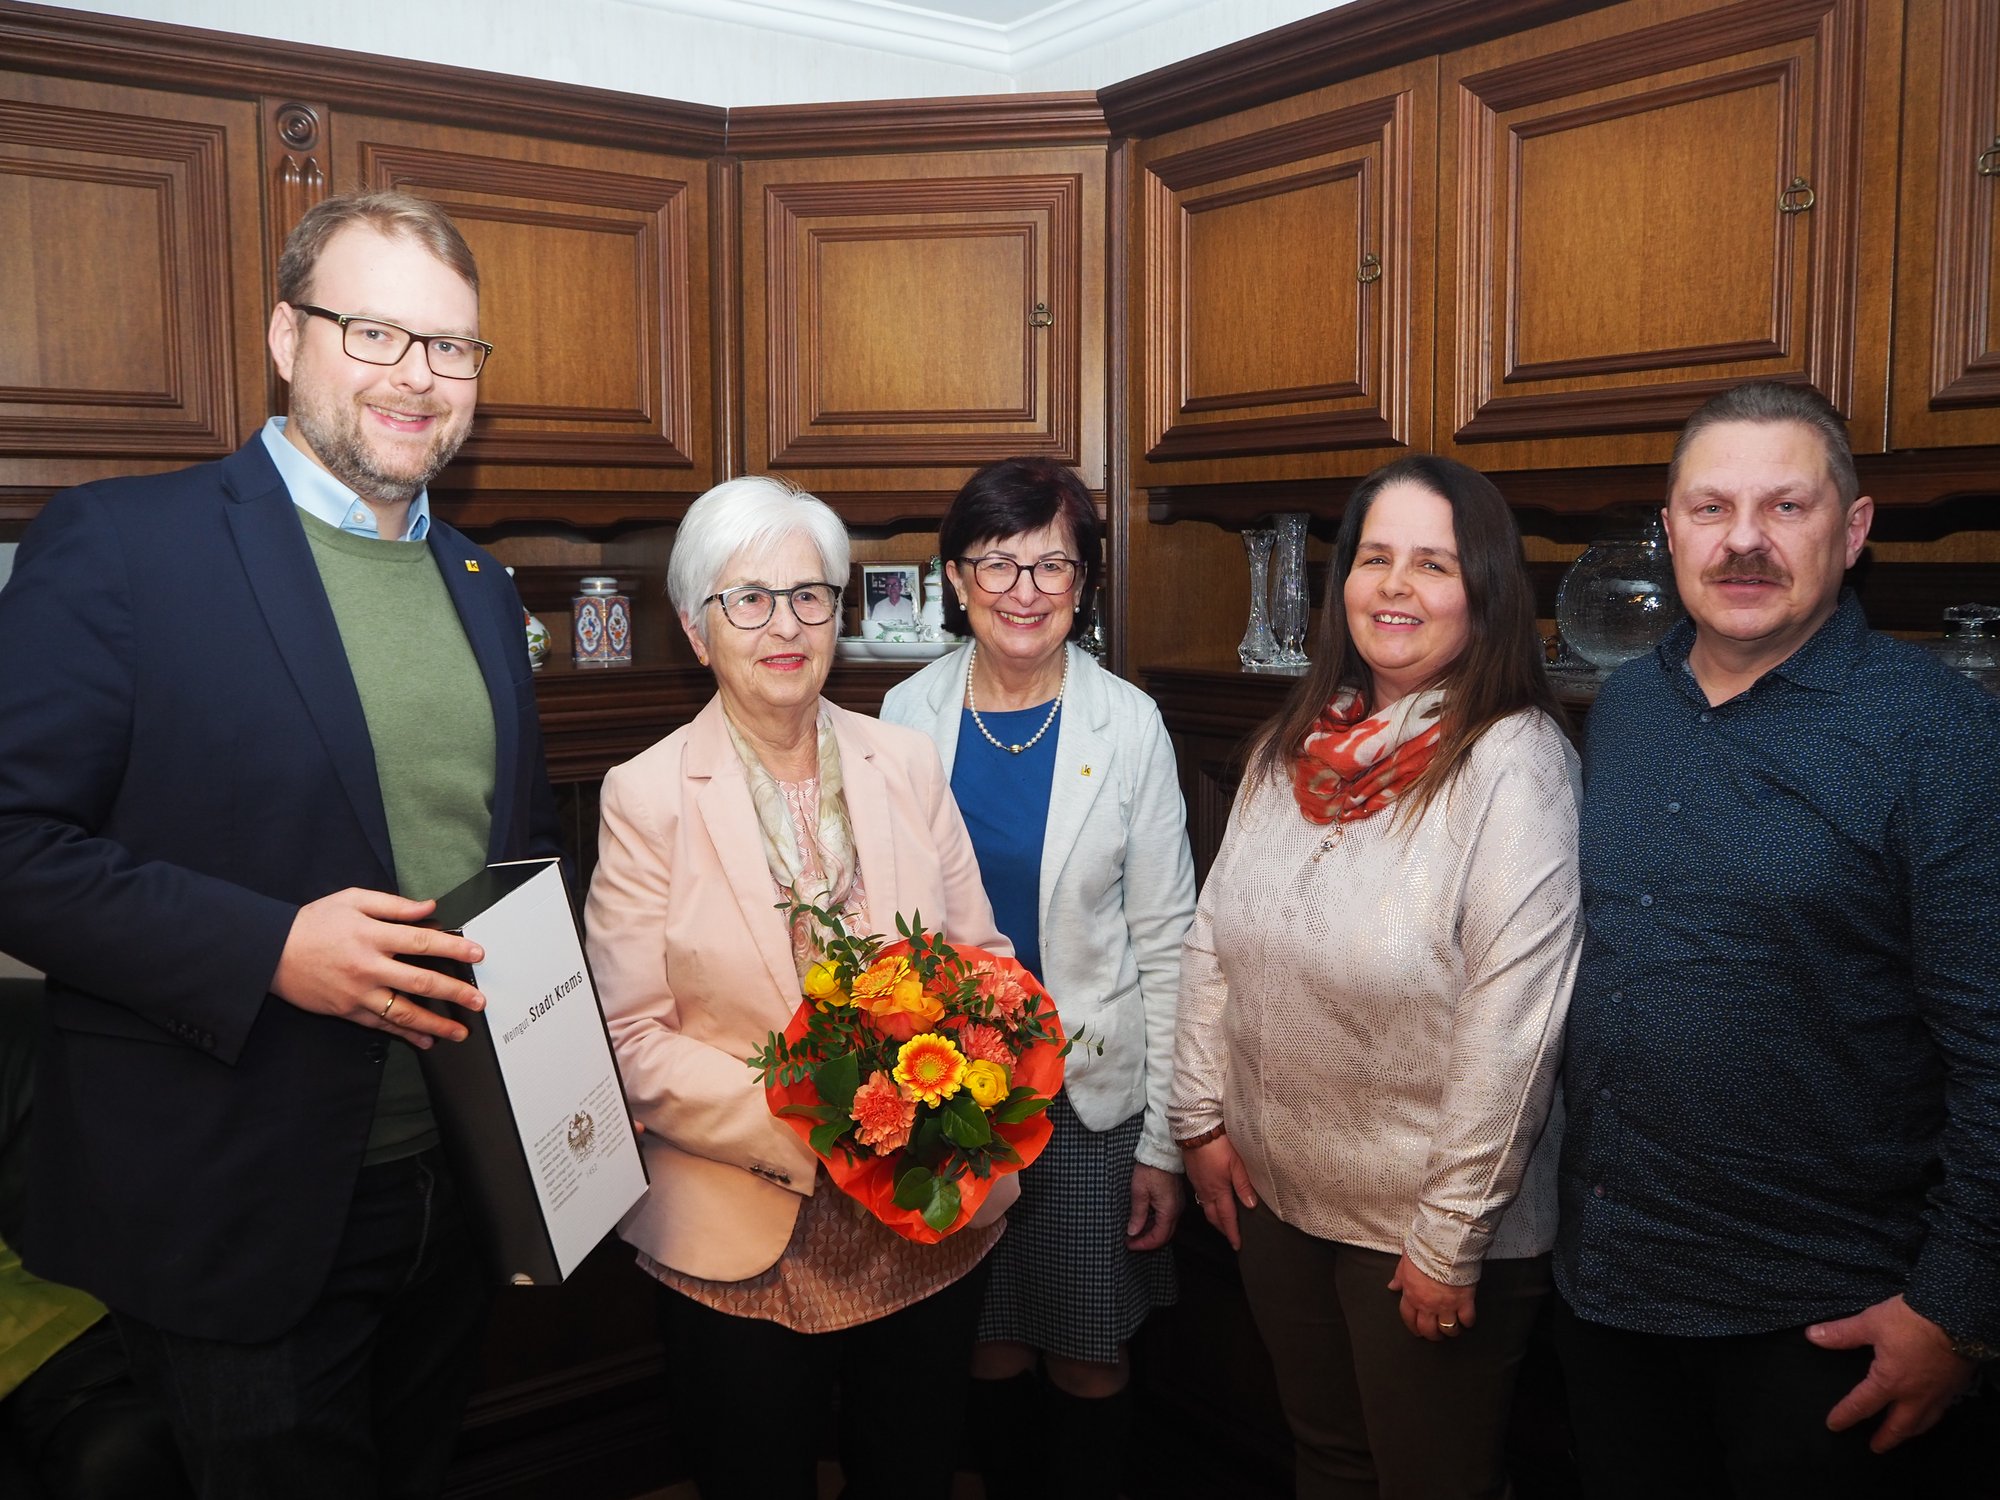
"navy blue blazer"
0,436,560,1341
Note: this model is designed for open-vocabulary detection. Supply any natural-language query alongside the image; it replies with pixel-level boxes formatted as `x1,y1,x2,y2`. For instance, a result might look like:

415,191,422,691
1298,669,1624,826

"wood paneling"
0,73,265,484
1132,61,1436,484
726,92,1109,156
1890,0,2000,447
340,114,715,499
740,146,1106,498
1438,0,1901,469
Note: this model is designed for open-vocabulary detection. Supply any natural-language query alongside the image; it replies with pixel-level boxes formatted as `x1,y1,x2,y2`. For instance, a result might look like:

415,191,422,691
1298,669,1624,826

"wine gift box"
408,857,647,1284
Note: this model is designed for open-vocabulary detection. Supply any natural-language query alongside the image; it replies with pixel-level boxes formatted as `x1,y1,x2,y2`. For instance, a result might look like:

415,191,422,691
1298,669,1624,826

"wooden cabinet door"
1439,0,1902,471
739,147,1106,510
1891,0,2000,447
0,73,267,510
336,113,715,517
1131,59,1436,488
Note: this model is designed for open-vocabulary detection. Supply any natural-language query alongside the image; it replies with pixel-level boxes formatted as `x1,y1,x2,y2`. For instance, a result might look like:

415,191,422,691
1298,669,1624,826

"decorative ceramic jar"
572,575,632,668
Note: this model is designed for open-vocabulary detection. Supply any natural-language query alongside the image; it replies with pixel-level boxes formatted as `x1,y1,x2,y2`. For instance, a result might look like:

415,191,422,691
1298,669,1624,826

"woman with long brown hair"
1170,454,1582,1499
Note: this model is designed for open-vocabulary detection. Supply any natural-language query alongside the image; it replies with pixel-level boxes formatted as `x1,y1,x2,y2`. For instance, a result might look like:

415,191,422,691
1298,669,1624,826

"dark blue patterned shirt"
1555,592,2000,1346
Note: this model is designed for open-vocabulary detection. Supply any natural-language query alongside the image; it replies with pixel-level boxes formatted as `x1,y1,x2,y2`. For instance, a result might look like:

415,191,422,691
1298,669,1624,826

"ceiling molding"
1100,0,1618,135
620,0,1221,73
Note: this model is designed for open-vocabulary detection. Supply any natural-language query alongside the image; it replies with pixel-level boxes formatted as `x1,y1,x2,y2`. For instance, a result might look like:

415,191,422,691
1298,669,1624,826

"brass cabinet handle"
1358,252,1383,284
1029,301,1053,328
1979,137,2000,177
1779,176,1816,214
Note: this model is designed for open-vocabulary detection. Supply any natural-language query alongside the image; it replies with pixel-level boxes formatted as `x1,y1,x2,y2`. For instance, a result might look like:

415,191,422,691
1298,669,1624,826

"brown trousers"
1236,1203,1550,1500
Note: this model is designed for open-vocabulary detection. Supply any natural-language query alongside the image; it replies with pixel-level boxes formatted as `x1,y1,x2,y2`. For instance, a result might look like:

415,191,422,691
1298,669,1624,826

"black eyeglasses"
703,582,842,630
961,555,1084,595
294,305,493,379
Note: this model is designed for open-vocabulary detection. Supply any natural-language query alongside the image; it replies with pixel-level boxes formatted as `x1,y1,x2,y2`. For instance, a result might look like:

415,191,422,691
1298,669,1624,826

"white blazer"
882,644,1196,1172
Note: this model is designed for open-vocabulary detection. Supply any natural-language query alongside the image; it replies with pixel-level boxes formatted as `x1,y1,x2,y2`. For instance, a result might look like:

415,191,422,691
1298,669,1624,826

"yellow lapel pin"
1081,765,1092,776
464,560,480,572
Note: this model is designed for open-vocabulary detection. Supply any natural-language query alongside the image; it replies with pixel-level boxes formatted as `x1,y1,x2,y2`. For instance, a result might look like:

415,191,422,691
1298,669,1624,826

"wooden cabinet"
0,72,268,508
737,140,1107,517
0,3,726,524
1436,0,1903,468
1890,0,2000,448
1130,60,1437,488
334,112,718,517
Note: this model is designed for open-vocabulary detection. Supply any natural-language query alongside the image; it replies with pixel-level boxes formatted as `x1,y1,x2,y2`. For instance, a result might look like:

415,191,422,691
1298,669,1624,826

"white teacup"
859,618,884,640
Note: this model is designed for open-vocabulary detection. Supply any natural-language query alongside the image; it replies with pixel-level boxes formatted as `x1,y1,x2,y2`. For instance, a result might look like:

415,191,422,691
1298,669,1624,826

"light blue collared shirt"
259,416,432,542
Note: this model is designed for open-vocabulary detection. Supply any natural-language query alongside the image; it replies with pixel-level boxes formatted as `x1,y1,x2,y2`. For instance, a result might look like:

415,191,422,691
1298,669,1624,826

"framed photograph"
860,563,921,630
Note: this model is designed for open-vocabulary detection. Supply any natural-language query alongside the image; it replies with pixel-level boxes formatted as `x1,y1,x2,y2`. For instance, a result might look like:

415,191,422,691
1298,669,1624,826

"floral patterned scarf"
1292,687,1445,825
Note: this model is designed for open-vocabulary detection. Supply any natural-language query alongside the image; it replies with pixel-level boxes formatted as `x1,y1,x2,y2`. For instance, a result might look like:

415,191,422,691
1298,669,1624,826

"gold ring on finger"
380,993,398,1021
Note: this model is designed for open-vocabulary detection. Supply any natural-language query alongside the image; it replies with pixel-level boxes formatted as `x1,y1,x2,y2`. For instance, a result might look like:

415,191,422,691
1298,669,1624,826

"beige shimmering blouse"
1169,709,1581,1284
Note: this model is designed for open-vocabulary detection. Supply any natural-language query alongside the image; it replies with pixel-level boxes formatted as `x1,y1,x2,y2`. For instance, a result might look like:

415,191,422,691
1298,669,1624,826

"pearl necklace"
966,642,1066,755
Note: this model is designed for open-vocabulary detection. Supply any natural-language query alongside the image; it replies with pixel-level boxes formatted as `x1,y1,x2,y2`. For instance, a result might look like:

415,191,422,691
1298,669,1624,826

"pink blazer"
585,696,1012,1282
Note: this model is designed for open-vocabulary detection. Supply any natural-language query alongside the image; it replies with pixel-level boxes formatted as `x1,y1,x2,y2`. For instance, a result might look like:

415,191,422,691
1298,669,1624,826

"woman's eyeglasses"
961,556,1083,595
703,582,842,630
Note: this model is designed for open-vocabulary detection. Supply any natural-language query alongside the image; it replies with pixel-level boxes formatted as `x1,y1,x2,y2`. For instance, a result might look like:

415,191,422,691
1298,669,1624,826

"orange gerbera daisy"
894,1033,967,1106
850,1070,916,1153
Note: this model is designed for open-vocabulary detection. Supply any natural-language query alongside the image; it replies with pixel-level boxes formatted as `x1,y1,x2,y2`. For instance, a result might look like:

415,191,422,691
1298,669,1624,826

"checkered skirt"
974,1089,1179,1362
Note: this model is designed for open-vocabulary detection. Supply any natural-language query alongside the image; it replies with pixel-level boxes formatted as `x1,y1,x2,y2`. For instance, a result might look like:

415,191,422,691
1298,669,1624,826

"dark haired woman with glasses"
883,457,1196,1500
1170,455,1581,1500
584,475,1011,1499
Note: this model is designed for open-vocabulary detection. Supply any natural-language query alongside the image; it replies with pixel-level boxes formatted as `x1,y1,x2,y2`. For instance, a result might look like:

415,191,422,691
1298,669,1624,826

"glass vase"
1269,513,1311,670
1238,528,1279,668
1554,514,1683,673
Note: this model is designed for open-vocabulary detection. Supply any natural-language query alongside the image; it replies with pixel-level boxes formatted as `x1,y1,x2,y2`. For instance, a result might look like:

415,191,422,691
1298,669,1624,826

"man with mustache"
0,191,559,1496
1549,381,2000,1496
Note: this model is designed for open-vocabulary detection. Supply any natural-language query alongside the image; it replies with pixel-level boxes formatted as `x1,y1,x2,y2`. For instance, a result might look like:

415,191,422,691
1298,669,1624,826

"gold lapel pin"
464,560,480,572
1080,765,1092,776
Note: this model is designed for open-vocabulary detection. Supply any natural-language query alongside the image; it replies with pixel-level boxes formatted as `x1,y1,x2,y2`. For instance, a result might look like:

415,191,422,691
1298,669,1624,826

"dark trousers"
656,1258,989,1500
1,1317,192,1500
1235,1203,1550,1500
1551,1292,2000,1500
114,1148,491,1500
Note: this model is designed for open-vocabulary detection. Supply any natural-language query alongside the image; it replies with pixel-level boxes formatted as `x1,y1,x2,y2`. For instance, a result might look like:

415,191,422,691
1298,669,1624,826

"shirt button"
1666,801,1681,814
1599,1087,1613,1101
1610,990,1623,1002
1593,1184,1607,1198
1700,711,1713,723
1639,894,1654,907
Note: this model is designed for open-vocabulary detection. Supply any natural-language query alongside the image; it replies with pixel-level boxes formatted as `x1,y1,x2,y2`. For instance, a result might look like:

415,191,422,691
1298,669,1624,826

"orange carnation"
957,1022,1019,1070
850,1070,916,1153
970,960,1033,1023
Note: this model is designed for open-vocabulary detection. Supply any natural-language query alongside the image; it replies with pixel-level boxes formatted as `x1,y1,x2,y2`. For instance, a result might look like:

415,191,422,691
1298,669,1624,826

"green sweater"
302,515,496,1163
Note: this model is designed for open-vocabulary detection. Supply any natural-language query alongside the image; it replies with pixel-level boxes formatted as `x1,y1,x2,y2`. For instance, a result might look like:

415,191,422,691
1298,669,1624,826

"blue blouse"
950,704,1059,983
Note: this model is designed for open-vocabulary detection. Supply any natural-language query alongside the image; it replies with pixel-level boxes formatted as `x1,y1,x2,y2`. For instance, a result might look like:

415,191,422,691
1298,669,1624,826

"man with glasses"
0,190,560,1497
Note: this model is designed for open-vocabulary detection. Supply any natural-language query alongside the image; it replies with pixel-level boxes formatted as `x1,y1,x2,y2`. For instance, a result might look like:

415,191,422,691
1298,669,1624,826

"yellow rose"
803,960,850,1007
963,1058,1010,1110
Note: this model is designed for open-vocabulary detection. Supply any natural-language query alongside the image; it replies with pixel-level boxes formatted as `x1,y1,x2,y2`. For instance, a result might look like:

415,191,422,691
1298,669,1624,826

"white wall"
54,0,1012,105
49,0,1356,104
1013,0,1345,94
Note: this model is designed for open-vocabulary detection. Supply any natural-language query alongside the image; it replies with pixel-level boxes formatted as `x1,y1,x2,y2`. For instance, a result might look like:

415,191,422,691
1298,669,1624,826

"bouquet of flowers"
749,901,1073,1242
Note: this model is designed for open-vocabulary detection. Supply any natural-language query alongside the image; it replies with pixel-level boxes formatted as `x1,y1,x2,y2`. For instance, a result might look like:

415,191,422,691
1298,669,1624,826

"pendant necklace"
966,642,1066,755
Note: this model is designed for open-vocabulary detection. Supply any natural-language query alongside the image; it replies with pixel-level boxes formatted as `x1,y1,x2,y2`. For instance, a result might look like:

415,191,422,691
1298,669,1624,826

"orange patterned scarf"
1292,687,1445,825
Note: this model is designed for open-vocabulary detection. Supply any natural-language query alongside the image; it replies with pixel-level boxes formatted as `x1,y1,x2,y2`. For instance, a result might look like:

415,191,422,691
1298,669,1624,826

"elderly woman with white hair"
585,475,1012,1500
